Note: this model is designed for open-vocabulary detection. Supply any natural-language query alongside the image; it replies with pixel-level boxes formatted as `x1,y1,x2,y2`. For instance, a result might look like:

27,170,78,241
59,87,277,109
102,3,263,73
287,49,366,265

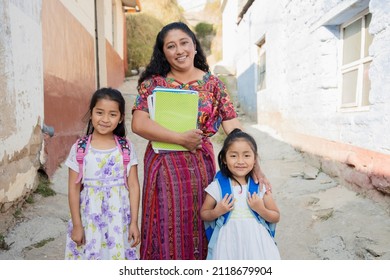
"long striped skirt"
140,139,216,259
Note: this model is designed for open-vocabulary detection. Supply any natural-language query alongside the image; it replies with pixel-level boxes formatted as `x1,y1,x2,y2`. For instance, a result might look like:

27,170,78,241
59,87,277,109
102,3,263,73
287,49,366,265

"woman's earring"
195,50,198,54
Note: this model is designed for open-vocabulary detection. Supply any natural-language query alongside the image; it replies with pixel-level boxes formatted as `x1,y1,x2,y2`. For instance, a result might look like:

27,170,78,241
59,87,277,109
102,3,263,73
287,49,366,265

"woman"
132,22,269,259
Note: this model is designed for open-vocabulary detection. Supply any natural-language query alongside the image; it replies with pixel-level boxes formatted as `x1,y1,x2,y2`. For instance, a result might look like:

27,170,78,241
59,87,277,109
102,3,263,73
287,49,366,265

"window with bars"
340,10,373,108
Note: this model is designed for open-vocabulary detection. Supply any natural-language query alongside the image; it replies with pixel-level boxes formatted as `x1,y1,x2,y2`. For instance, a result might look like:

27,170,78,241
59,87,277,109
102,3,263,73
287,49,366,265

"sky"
177,0,207,12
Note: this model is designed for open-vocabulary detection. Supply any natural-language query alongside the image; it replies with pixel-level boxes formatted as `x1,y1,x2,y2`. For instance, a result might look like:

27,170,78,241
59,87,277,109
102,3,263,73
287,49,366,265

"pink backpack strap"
114,135,131,189
75,134,92,184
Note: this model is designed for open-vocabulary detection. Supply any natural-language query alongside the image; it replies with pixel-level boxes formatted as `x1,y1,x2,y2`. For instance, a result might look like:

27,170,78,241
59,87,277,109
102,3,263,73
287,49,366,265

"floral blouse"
132,72,237,137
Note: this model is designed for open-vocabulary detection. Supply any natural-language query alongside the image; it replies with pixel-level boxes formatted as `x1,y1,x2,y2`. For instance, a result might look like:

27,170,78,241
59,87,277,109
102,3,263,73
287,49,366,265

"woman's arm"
253,163,272,191
127,165,141,247
68,168,85,246
221,118,272,190
132,110,202,151
221,118,243,135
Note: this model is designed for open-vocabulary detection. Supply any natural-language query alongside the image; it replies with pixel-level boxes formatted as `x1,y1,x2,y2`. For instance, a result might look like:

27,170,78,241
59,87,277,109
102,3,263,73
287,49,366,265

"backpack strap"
205,171,233,259
248,177,276,238
215,171,233,225
206,213,226,260
114,135,131,189
75,134,91,184
205,171,233,240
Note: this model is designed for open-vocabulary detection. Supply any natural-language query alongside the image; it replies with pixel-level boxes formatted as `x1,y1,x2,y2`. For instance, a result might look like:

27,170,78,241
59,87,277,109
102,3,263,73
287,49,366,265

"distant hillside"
141,0,187,25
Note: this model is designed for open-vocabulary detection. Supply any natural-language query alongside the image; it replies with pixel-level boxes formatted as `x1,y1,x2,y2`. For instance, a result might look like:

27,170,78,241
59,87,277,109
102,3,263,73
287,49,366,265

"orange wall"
42,0,96,177
42,0,126,177
106,40,125,88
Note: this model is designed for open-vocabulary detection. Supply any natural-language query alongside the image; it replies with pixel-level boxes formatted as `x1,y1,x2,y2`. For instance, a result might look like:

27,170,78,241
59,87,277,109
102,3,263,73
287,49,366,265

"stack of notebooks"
147,87,199,153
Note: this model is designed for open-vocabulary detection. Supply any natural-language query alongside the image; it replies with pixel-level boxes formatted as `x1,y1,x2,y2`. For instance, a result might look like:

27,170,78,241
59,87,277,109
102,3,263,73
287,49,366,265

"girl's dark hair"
218,128,258,183
138,21,209,86
84,87,126,137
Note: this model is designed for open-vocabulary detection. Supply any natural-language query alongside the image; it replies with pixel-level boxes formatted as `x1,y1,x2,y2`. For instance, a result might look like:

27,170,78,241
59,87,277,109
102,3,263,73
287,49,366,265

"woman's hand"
71,224,85,246
132,111,203,151
252,162,272,193
180,129,203,151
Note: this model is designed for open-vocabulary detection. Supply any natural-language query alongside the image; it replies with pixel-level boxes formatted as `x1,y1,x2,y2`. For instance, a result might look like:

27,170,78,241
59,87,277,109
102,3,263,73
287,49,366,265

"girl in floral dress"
65,88,140,260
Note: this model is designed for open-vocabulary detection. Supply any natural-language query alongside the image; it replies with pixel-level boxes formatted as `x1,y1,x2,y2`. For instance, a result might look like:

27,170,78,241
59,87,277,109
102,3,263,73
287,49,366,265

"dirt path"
1,76,389,260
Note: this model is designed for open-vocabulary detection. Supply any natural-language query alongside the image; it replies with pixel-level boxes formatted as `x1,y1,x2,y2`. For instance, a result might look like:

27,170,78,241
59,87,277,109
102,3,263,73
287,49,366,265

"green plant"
0,234,10,250
140,0,186,25
35,173,56,197
194,22,216,56
13,208,22,218
195,22,215,38
25,195,34,204
31,238,55,249
125,14,164,74
24,238,55,251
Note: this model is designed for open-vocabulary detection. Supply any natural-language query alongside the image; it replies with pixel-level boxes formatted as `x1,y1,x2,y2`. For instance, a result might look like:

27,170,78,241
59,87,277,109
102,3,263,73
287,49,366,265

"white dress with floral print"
64,140,138,260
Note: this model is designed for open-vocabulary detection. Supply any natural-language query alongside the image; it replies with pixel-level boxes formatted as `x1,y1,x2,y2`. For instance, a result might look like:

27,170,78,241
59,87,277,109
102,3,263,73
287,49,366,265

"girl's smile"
91,98,122,135
225,139,256,184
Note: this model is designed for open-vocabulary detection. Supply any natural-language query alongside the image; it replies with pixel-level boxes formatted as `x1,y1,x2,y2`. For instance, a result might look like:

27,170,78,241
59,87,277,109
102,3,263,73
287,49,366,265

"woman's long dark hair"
84,87,126,137
218,128,258,184
138,21,209,86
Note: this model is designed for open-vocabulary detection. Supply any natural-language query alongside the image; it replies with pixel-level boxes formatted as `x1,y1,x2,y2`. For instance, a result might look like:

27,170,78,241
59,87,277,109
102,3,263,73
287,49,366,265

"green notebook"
148,87,199,153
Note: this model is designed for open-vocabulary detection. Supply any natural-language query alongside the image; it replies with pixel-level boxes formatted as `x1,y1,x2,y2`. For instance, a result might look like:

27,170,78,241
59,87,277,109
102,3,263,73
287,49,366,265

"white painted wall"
59,0,95,36
223,0,390,156
1,0,44,156
59,0,125,58
368,0,390,154
221,0,238,68
112,0,126,58
0,0,44,205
